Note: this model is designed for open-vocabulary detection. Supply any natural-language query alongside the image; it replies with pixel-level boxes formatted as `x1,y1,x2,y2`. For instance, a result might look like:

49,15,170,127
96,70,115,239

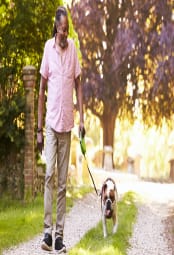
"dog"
101,178,118,238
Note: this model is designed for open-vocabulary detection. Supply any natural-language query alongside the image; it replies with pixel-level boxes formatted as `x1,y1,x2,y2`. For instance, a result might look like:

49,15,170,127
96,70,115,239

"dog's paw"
113,223,118,234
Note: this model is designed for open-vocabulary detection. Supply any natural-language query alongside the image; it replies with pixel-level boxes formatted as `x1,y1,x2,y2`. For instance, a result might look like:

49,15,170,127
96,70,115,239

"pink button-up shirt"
40,37,81,132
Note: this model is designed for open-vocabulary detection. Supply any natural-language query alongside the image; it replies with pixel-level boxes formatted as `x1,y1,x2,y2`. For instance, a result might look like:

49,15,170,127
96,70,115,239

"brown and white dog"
101,178,118,238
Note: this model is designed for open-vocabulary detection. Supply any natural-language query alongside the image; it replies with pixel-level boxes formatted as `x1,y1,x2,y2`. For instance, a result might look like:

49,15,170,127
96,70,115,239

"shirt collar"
52,37,69,53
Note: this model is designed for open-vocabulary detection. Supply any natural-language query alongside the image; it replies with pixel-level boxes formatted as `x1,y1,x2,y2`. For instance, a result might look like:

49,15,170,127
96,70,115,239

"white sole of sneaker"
41,241,52,251
55,246,66,254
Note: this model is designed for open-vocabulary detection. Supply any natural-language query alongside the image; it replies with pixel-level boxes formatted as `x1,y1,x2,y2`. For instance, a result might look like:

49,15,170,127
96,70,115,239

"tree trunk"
101,109,116,169
169,160,174,182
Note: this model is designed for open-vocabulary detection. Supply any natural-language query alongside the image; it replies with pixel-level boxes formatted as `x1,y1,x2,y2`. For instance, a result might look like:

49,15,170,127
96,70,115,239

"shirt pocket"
48,59,61,78
63,54,75,79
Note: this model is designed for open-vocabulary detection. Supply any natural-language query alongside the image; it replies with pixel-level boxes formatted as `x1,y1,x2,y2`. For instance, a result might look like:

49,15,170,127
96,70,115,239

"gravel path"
127,202,173,255
3,193,101,255
164,205,174,253
126,182,174,255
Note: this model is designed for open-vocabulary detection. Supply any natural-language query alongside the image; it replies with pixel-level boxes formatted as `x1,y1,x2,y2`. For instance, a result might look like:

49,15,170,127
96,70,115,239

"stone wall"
22,66,36,199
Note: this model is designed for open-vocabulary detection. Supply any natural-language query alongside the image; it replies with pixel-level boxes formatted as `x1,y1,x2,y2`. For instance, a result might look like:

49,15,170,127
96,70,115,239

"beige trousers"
44,125,71,238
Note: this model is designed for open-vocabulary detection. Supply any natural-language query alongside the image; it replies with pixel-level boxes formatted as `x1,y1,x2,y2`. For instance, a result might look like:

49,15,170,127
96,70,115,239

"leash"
80,132,99,196
83,155,99,196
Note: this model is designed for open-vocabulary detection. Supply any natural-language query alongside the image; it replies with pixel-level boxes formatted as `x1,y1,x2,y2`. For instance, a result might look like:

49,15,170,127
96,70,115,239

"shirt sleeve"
73,42,81,79
40,41,49,79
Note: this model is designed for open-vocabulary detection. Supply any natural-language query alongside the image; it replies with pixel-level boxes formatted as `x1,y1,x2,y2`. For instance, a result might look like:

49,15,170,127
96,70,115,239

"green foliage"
0,0,63,70
0,92,25,153
69,191,138,255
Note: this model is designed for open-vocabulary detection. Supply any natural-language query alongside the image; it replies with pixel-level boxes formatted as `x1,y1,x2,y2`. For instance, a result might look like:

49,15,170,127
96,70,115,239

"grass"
0,185,92,255
69,191,139,255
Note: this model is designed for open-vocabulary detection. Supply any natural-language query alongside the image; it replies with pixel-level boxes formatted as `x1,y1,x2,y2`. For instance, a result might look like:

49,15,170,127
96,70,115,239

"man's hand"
79,123,86,138
37,131,44,154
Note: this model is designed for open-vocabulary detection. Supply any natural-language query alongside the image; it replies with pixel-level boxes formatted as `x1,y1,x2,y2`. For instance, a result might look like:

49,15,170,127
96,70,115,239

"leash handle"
80,130,86,156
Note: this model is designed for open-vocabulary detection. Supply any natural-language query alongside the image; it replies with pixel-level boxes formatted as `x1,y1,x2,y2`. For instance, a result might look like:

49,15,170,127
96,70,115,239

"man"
37,6,85,253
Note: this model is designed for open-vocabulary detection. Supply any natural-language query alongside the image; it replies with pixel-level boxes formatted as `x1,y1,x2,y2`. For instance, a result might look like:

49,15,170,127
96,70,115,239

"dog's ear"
111,179,116,191
112,179,117,191
110,190,115,202
114,185,118,201
102,183,107,196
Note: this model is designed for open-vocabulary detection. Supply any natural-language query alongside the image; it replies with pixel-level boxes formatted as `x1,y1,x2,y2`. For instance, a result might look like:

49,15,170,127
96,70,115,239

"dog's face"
102,179,116,219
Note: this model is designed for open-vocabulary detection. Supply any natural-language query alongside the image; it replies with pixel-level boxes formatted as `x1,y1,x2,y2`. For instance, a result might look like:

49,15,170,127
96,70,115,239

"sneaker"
55,237,66,253
41,233,52,251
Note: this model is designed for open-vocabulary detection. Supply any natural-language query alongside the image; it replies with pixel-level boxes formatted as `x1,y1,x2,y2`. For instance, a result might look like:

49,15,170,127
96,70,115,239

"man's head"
53,6,69,49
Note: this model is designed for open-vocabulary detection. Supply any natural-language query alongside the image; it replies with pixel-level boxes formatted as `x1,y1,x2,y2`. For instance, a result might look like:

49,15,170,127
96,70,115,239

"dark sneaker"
41,233,52,251
55,237,66,253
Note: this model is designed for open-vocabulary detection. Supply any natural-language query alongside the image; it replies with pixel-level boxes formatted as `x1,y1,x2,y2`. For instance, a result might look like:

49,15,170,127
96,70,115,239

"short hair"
52,6,68,37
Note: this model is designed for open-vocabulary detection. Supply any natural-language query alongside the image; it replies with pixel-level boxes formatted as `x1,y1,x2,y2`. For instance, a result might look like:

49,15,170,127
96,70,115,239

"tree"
71,0,174,167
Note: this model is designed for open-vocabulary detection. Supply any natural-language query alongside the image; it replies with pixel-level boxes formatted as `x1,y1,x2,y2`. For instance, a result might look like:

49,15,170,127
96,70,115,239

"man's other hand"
37,131,44,153
79,123,86,138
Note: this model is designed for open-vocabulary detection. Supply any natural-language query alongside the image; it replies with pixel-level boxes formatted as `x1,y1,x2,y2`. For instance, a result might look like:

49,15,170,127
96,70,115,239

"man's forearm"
38,93,45,129
75,76,84,123
38,76,47,129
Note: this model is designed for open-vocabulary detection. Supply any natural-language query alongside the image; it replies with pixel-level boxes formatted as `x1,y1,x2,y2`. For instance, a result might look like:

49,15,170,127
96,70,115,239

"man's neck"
55,36,68,53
